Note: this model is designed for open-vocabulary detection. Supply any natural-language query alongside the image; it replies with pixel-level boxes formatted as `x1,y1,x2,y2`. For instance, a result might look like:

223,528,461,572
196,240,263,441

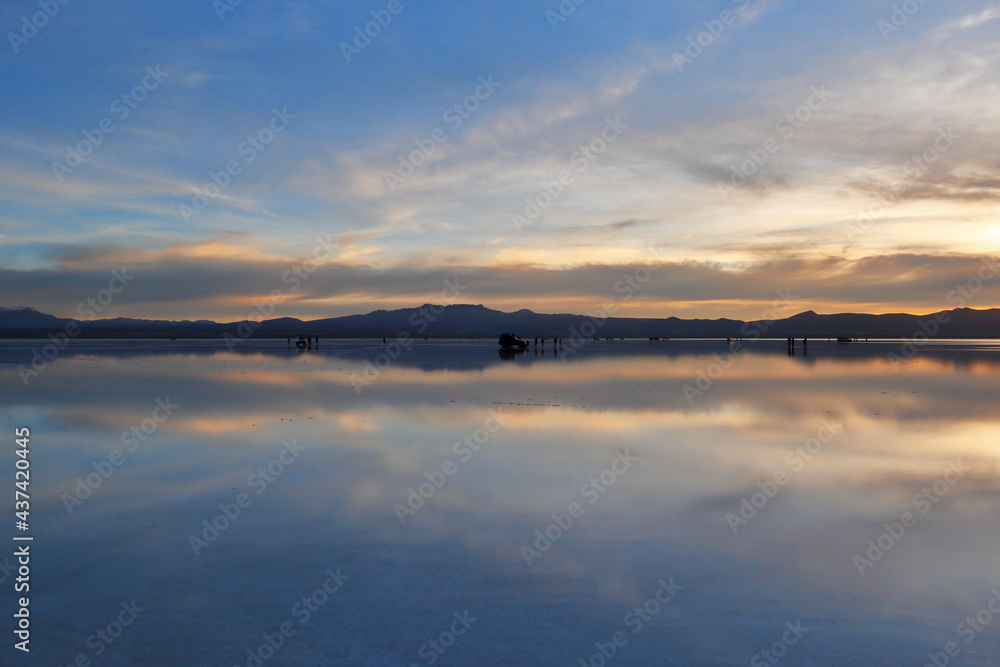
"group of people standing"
534,337,563,346
787,337,807,355
287,336,318,348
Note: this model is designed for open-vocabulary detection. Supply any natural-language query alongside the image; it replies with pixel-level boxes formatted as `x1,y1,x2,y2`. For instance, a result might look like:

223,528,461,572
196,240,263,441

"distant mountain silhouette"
0,306,68,330
0,304,997,339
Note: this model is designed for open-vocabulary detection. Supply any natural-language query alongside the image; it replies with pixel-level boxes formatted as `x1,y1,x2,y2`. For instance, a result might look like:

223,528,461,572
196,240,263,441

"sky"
1,0,998,322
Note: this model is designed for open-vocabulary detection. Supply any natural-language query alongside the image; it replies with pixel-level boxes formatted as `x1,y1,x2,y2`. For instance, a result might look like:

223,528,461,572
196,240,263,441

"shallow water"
1,338,999,666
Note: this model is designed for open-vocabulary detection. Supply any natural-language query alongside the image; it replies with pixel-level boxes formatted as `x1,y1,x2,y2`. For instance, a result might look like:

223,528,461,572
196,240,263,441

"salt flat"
2,338,999,666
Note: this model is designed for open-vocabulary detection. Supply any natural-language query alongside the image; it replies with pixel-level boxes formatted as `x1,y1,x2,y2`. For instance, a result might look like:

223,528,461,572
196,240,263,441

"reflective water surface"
2,338,999,666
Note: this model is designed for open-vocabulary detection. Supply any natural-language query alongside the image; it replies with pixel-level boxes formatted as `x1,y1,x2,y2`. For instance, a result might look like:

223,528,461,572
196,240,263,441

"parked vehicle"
498,332,529,349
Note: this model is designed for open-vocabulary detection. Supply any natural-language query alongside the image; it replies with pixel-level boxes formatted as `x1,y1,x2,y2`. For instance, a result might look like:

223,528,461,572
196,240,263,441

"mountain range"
0,304,997,339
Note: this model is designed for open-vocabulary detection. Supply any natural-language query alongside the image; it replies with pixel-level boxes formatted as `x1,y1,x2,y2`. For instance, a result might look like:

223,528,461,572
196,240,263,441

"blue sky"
1,0,999,320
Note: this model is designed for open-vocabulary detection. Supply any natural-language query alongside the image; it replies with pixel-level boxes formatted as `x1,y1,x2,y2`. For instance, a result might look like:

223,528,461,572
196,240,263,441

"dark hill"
0,304,997,339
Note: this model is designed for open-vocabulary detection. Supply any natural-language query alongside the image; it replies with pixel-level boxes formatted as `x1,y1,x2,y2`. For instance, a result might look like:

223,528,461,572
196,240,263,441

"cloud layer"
4,237,998,320
1,1,998,318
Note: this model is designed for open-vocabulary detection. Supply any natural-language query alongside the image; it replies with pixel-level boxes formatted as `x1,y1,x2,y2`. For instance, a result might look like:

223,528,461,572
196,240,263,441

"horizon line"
3,303,997,325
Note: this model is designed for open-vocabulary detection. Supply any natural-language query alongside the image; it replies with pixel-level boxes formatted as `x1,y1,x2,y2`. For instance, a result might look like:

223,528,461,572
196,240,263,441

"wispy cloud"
936,4,1000,36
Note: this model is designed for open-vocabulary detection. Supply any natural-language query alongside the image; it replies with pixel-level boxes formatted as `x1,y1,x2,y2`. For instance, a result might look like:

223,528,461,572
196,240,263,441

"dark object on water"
296,336,308,348
837,336,854,343
498,332,529,349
